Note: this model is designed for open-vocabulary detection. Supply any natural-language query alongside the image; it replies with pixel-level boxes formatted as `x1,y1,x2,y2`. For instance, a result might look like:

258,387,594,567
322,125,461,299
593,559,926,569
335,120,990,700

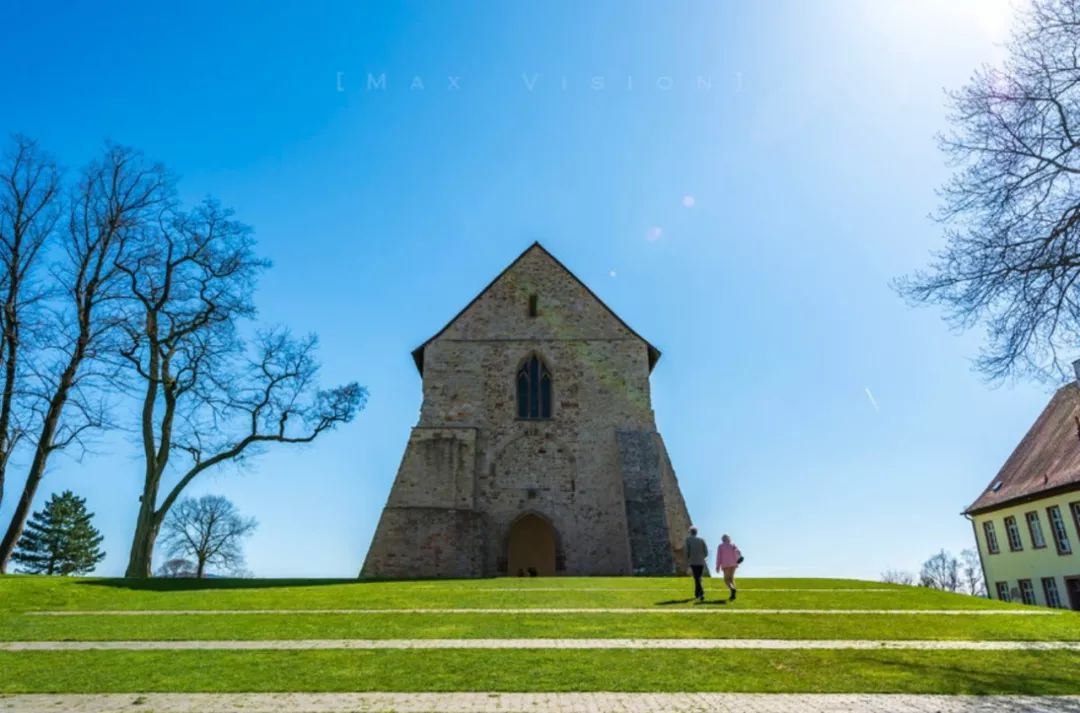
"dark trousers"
690,565,705,599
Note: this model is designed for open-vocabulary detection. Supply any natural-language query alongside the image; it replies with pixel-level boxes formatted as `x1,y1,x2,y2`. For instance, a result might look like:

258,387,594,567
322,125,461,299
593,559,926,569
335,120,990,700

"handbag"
737,555,745,564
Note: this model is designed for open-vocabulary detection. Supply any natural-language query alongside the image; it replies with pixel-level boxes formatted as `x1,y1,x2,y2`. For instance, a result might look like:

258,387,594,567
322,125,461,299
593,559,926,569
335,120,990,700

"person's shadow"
654,598,695,606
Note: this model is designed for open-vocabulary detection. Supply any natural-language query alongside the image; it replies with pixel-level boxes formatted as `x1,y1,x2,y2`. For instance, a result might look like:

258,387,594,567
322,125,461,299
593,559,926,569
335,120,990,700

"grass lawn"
0,575,1078,694
0,575,1012,611
2,650,1080,695
6,611,1080,642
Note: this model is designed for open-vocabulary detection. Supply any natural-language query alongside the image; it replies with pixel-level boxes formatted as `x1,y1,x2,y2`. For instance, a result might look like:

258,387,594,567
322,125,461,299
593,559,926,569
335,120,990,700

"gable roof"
965,382,1080,514
410,242,662,375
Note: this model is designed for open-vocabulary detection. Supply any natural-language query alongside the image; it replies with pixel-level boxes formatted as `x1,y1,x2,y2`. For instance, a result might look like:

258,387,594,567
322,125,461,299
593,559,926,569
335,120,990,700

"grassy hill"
1,576,1078,694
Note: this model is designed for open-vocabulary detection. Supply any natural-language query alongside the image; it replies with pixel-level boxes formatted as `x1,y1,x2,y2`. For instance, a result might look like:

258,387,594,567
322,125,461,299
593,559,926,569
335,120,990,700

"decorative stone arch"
501,510,566,576
515,352,554,420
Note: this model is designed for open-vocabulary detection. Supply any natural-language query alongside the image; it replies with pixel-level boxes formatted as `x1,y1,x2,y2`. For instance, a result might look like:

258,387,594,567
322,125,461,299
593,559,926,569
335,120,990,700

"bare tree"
881,569,916,586
0,135,60,516
896,1,1080,382
0,143,171,572
118,199,365,577
156,557,196,578
960,548,987,596
920,549,962,592
160,495,256,577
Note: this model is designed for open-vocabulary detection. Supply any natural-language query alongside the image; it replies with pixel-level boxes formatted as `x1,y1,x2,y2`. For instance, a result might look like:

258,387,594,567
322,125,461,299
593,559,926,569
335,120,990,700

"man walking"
684,526,708,601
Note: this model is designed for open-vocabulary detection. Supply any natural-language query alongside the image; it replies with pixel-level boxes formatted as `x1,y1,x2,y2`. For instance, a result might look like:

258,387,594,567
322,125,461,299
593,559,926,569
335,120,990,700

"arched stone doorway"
506,513,558,576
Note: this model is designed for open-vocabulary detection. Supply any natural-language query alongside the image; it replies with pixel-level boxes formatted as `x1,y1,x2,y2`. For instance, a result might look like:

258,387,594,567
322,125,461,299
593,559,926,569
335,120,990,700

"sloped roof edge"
410,241,662,375
964,382,1080,514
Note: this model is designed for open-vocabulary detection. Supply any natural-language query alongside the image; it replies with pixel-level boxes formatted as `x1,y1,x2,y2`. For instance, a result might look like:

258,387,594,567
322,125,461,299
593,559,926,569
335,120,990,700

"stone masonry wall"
617,430,677,575
424,335,649,575
384,428,477,511
361,245,694,578
361,506,486,578
656,433,694,573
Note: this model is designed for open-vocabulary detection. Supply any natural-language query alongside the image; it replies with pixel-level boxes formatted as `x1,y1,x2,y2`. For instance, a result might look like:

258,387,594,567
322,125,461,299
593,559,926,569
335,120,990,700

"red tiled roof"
965,383,1080,514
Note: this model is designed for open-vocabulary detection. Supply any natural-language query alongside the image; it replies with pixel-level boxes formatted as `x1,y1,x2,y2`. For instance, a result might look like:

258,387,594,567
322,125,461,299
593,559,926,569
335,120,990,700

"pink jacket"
716,542,741,569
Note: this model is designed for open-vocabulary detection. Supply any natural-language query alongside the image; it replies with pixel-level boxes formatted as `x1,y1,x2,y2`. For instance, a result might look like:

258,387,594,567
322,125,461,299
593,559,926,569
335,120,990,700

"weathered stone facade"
361,243,694,578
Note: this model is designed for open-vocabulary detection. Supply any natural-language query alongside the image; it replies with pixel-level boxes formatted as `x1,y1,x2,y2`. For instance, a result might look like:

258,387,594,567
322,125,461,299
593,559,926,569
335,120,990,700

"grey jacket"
684,536,708,567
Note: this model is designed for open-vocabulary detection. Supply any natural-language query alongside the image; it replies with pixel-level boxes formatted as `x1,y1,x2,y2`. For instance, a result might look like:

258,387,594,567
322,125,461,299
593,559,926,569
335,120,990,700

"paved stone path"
5,638,1079,651
2,693,1079,712
466,587,902,592
27,607,1060,616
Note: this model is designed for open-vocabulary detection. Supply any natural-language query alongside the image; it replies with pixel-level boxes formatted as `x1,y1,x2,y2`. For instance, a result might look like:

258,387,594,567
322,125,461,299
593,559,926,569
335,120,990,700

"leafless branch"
159,495,256,577
120,200,365,577
897,0,1080,382
0,141,173,573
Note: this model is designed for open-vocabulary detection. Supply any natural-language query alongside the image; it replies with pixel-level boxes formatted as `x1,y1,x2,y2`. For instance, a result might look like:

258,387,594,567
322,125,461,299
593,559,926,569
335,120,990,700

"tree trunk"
125,513,160,578
0,288,91,573
0,285,21,518
125,483,162,578
125,419,164,578
0,367,73,573
124,330,181,579
0,461,43,573
196,557,206,579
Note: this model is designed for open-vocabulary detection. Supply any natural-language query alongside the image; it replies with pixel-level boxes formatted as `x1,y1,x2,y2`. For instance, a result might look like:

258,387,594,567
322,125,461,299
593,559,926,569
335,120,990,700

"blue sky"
0,0,1042,579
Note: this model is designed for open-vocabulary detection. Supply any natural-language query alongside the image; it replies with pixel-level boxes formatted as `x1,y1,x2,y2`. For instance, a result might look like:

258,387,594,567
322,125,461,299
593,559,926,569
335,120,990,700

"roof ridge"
409,242,660,375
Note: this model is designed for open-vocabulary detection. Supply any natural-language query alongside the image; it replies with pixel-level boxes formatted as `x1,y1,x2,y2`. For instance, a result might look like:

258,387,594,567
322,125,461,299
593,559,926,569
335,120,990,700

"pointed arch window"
517,354,552,419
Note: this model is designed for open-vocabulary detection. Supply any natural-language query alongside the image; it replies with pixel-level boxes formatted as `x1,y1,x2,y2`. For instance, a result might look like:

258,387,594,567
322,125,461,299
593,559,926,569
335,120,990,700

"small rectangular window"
1018,579,1036,605
983,521,1000,554
995,581,1010,602
1026,511,1047,549
1042,577,1063,608
528,294,538,317
1047,506,1072,555
1071,502,1080,542
1004,516,1024,551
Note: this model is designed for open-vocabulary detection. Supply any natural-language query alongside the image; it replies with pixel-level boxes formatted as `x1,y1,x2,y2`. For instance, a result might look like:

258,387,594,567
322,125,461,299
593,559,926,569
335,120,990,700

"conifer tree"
12,491,105,575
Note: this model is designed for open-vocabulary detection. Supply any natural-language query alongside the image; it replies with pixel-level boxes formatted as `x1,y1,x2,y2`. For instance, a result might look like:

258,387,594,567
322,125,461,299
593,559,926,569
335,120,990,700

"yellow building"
965,382,1080,610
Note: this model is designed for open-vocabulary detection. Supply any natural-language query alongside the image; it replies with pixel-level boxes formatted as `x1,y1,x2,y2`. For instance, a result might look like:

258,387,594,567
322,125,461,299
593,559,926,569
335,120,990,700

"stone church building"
361,243,694,578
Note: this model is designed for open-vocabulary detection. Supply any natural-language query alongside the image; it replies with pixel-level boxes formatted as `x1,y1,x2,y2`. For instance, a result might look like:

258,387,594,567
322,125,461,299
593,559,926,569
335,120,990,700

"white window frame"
1047,506,1073,555
1026,511,1047,549
1042,577,1063,608
995,581,1010,602
1018,578,1036,605
1005,516,1024,551
983,521,1001,554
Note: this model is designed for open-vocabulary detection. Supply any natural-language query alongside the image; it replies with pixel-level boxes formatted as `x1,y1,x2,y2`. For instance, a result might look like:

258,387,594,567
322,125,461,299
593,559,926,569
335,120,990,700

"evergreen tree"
12,491,105,575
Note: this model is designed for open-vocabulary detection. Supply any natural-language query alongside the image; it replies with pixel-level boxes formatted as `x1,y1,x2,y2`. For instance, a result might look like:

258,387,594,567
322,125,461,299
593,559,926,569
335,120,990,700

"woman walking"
715,534,742,601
